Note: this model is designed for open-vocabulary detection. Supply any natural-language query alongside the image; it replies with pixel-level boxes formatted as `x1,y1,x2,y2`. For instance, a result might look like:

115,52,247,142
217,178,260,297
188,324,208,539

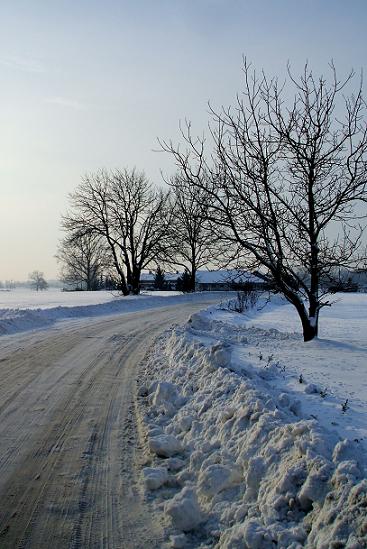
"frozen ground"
139,293,367,548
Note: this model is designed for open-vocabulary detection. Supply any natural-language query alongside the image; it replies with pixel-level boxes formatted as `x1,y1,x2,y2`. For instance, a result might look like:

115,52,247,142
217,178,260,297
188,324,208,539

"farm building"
140,270,269,292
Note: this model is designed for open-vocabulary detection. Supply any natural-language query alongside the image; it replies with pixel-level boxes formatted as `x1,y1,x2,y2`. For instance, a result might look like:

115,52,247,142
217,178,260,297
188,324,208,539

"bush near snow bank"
139,312,367,549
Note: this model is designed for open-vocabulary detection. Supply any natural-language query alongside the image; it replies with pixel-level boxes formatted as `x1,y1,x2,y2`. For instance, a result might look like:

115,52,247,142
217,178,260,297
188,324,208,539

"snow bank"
139,303,367,548
0,292,229,337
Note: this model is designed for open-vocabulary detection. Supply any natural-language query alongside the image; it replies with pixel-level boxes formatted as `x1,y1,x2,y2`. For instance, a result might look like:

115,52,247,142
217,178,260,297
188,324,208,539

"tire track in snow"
0,300,217,548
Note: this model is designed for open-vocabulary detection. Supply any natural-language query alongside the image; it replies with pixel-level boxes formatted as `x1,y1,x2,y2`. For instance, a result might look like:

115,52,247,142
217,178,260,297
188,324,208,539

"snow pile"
139,305,367,548
0,307,55,335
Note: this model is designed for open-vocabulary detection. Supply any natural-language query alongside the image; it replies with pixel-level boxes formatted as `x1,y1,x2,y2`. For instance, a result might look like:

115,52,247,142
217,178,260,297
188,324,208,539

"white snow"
149,434,183,458
165,487,205,532
139,292,367,548
143,467,169,490
0,288,118,309
246,294,367,447
0,290,231,337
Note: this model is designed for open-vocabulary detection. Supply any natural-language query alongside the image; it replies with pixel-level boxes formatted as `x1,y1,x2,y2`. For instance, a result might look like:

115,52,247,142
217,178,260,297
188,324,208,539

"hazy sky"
0,0,366,280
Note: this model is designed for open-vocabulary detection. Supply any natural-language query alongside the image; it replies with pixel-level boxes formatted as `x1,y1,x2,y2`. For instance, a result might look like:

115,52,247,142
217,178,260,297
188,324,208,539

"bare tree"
56,232,108,290
63,168,171,295
163,173,214,292
162,62,367,341
29,271,48,291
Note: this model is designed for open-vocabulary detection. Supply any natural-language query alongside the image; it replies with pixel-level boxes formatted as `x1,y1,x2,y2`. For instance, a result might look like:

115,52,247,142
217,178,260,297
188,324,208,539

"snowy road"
0,299,216,549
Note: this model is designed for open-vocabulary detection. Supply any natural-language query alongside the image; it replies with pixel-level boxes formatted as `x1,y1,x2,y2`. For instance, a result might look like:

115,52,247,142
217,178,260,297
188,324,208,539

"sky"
0,0,366,281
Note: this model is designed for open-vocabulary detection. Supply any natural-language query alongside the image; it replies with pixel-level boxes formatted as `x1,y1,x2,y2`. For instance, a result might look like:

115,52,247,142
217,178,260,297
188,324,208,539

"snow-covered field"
0,289,223,336
139,293,367,548
0,288,182,310
0,288,118,309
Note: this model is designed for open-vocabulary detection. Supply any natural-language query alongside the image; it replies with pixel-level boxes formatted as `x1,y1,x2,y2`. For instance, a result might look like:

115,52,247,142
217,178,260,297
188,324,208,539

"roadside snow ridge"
139,308,367,549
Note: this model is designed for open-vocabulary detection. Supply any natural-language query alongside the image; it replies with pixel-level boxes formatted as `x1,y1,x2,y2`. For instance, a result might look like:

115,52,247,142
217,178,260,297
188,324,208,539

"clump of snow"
170,533,189,548
208,342,232,369
143,466,169,490
198,462,242,498
165,487,205,532
151,381,185,415
304,383,322,395
188,311,214,332
149,434,183,458
138,294,367,548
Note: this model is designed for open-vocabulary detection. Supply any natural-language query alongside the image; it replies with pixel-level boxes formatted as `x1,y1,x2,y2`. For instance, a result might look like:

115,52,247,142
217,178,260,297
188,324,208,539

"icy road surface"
0,298,217,549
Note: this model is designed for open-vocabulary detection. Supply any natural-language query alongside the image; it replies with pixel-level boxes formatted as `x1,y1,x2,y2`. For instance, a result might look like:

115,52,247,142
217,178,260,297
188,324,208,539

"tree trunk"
301,317,318,342
189,252,196,293
117,270,129,295
127,268,141,295
86,270,92,291
284,290,319,342
189,268,196,293
119,281,130,296
111,258,129,295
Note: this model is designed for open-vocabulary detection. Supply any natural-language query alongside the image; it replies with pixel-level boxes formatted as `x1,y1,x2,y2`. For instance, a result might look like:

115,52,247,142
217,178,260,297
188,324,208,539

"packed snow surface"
139,293,367,548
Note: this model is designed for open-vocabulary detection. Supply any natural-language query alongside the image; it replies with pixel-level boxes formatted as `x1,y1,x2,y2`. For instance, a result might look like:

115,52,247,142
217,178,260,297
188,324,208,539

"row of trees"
0,280,16,290
58,168,211,294
58,62,367,341
0,277,49,291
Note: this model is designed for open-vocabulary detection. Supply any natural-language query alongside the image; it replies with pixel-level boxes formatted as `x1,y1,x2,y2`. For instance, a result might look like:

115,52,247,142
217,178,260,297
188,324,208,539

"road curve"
0,299,216,549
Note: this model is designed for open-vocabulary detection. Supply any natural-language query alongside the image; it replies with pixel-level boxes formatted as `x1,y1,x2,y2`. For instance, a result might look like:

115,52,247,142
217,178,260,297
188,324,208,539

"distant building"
195,270,268,292
139,270,269,292
139,271,181,291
